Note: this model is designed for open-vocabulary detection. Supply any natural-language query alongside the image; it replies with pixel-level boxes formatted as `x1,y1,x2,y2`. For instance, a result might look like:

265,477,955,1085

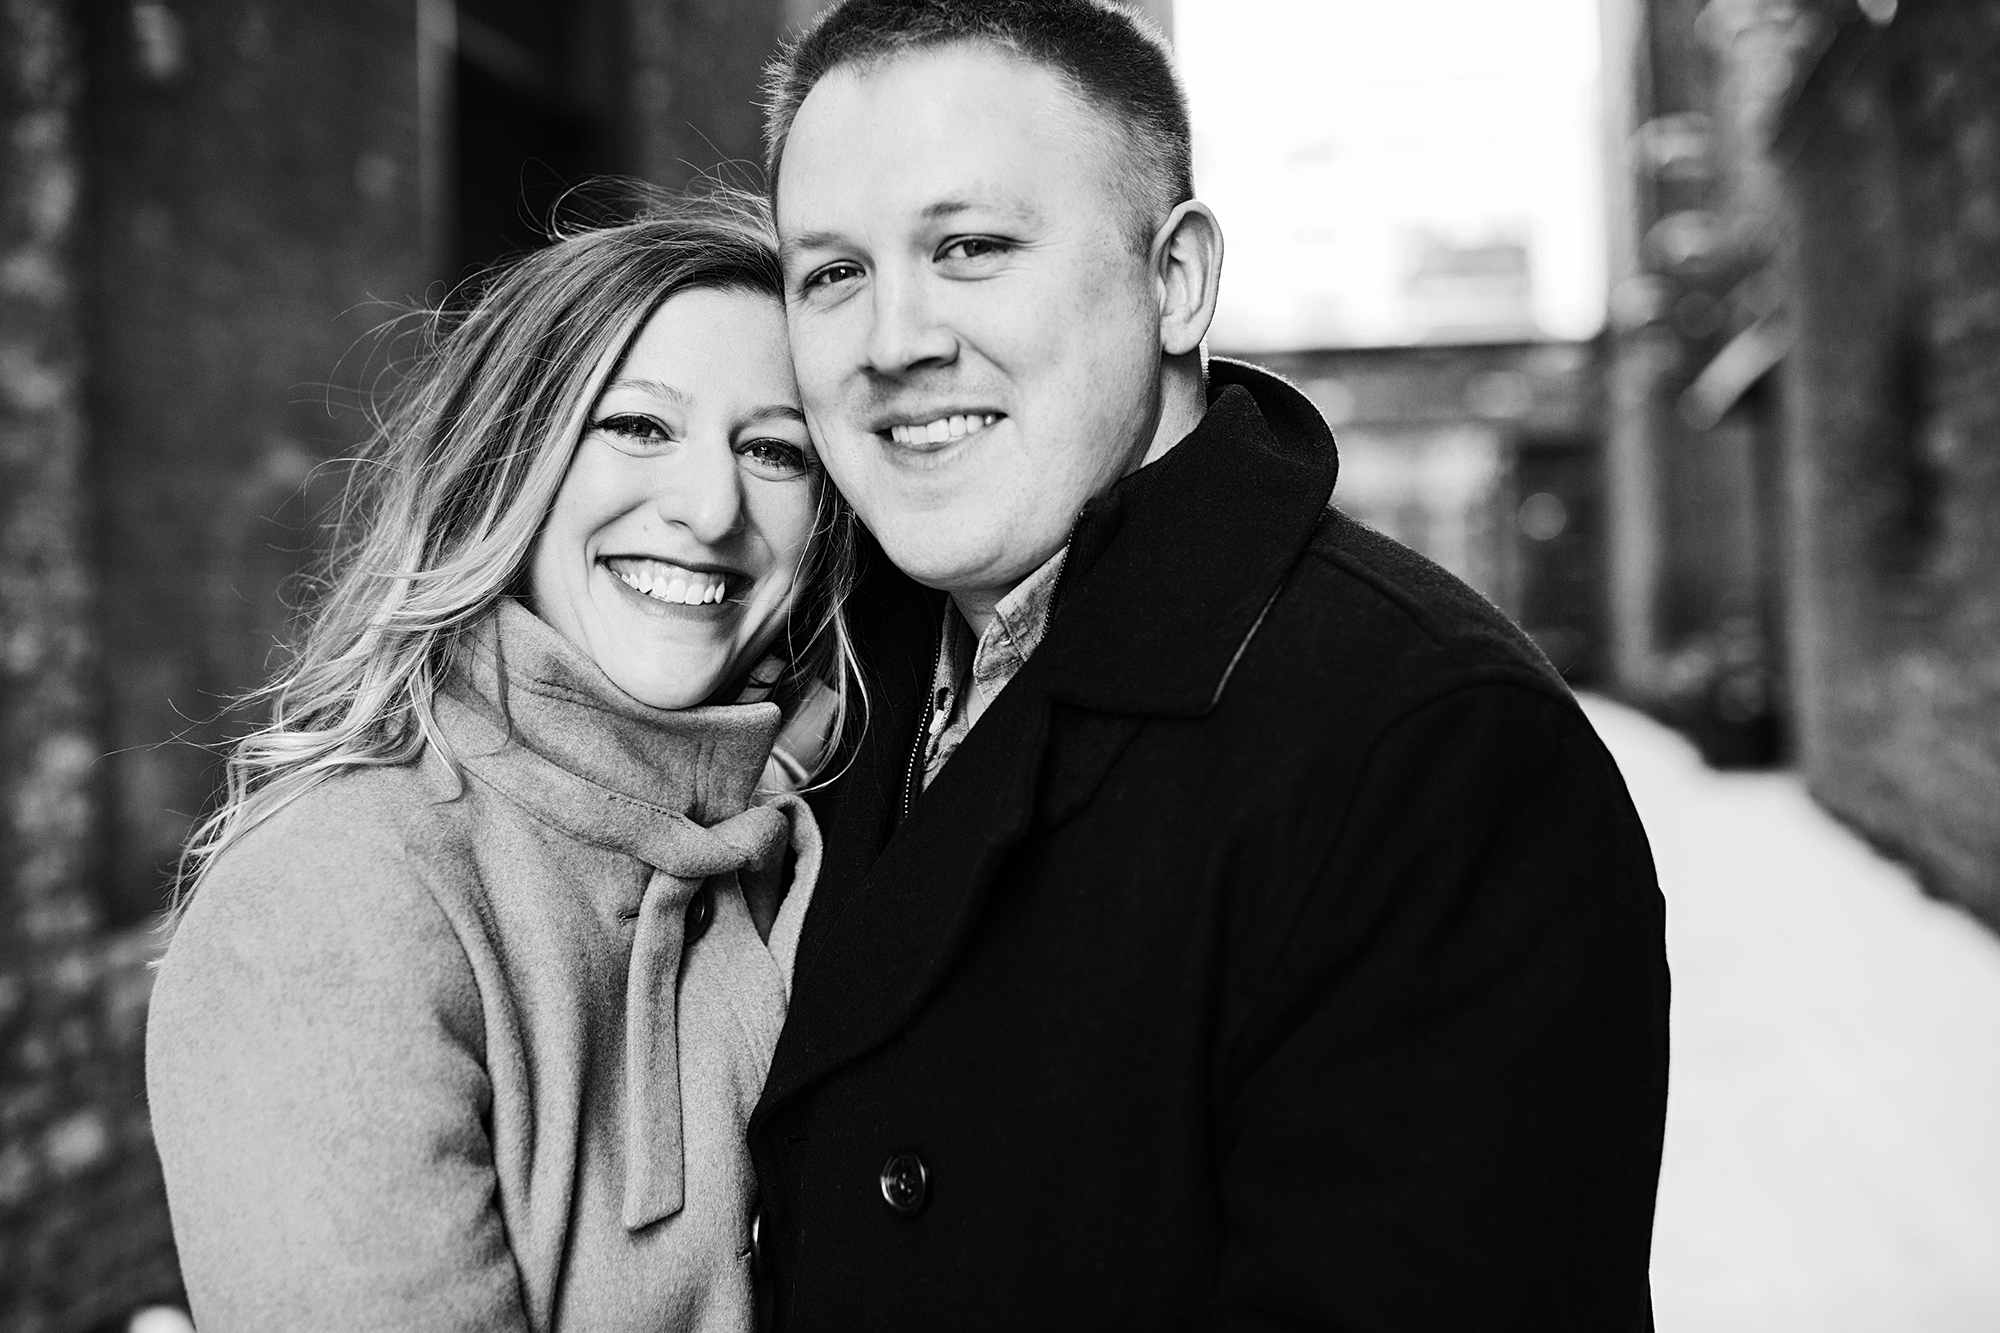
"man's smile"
881,413,1004,448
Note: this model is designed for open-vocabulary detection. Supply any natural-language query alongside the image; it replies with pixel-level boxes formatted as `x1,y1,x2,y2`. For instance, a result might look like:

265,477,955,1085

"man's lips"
875,411,1004,447
601,555,743,607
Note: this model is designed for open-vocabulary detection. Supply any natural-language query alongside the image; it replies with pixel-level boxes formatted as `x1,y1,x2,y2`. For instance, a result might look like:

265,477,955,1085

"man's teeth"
888,413,999,446
607,559,730,606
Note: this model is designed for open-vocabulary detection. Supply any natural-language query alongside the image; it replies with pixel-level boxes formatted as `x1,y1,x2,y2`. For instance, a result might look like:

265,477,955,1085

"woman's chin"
581,590,790,711
608,662,729,712
584,631,731,710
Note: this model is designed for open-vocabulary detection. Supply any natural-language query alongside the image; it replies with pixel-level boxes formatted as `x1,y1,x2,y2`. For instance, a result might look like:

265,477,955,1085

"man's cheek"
813,438,872,504
788,310,858,387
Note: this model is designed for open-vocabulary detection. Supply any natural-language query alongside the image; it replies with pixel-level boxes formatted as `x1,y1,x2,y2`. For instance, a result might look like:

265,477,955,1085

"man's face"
777,45,1166,603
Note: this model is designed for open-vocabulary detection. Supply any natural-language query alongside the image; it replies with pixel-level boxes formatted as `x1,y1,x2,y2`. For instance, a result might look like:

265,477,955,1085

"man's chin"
873,526,1062,603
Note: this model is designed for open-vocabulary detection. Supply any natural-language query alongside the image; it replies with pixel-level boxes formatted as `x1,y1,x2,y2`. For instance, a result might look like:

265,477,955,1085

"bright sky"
1176,0,1606,351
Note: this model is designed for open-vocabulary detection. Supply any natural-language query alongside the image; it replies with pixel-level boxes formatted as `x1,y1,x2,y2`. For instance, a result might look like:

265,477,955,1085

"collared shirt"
920,545,1069,789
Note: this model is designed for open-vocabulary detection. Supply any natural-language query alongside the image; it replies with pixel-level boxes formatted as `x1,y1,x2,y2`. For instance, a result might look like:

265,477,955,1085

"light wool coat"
147,600,820,1333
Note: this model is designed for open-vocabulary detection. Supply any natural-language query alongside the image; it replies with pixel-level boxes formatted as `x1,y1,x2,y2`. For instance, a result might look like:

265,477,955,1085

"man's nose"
657,438,745,544
863,269,957,375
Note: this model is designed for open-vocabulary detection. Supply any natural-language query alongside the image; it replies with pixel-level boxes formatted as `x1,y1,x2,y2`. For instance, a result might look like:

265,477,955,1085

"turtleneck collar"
441,598,782,830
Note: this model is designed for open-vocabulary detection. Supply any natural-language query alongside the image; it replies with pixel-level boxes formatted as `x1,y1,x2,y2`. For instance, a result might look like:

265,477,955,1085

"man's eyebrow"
780,231,849,269
780,196,1045,269
919,195,1041,225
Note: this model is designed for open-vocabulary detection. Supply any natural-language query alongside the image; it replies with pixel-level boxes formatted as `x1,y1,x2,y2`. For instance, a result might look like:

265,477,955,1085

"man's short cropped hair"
762,0,1194,250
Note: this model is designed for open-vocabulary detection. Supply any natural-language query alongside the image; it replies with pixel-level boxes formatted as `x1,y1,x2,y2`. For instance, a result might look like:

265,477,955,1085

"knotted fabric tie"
621,801,793,1231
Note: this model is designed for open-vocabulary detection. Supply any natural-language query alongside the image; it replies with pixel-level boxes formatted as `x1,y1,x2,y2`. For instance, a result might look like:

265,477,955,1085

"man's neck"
1141,353,1210,470
952,360,1209,640
951,588,1007,641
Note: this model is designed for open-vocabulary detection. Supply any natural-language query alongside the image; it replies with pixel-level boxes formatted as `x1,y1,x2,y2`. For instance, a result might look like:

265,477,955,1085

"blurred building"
1246,342,1609,683
1599,0,2000,921
1185,0,1605,354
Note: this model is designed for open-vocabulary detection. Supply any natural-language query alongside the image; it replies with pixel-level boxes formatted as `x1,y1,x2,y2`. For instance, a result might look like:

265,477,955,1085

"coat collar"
760,359,1338,1117
1033,356,1339,716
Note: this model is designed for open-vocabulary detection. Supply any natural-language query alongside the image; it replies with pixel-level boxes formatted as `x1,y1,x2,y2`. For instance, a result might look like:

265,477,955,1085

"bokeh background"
3,0,1997,1327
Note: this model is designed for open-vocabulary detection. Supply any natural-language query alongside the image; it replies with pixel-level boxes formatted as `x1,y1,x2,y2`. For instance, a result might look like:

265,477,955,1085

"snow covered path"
1582,697,2000,1331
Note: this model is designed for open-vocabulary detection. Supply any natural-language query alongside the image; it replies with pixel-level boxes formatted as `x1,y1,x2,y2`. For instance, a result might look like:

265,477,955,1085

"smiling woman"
530,287,822,711
145,194,863,1333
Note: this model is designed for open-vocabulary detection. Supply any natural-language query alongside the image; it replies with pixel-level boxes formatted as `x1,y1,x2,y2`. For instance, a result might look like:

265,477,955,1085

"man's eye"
741,438,811,478
939,236,1010,263
802,262,863,294
592,414,671,448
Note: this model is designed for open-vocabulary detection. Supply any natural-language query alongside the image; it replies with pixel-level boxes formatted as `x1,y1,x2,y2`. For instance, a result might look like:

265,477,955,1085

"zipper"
900,617,945,824
1044,509,1085,624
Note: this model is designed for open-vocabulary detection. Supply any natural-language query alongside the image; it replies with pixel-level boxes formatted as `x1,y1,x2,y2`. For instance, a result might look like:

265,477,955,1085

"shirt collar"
967,544,1068,681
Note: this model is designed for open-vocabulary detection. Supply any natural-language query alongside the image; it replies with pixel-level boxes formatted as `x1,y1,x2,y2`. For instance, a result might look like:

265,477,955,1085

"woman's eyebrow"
742,404,808,426
604,377,692,405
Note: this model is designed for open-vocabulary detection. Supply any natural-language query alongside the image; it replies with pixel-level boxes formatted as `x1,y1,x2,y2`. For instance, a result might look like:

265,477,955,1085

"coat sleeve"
1214,682,1669,1332
146,811,531,1333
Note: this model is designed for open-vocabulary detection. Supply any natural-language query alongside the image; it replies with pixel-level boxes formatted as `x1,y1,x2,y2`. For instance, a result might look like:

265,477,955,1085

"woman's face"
529,286,819,710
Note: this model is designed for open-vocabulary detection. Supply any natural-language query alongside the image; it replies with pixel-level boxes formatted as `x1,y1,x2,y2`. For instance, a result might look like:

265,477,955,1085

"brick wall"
84,0,430,927
1778,0,2000,924
2,2,181,1325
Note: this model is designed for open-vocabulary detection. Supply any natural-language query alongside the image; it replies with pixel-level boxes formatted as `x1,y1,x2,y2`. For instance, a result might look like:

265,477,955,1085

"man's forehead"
776,43,1124,231
804,38,1076,115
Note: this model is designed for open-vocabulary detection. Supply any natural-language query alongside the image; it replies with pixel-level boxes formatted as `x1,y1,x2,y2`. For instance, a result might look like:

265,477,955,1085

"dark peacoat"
749,358,1670,1331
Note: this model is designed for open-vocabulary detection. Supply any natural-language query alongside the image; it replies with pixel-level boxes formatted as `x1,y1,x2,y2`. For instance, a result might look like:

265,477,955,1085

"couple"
147,2,1670,1330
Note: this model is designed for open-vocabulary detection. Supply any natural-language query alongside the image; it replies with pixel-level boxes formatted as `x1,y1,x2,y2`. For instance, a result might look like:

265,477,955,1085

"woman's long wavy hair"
172,194,863,920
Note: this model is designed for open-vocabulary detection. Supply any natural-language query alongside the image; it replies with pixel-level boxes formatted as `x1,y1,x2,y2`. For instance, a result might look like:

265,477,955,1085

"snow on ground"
1581,696,2000,1332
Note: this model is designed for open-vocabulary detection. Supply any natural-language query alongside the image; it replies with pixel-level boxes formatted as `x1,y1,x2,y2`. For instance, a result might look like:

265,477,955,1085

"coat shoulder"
1270,505,1572,712
202,759,472,895
164,760,483,987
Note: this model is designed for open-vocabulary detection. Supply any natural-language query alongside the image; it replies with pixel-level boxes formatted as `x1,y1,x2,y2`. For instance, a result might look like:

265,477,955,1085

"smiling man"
748,3,1670,1329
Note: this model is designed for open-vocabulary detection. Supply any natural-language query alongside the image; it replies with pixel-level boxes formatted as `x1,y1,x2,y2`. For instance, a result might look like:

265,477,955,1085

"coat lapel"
788,538,940,983
758,359,1341,1115
761,659,1051,1109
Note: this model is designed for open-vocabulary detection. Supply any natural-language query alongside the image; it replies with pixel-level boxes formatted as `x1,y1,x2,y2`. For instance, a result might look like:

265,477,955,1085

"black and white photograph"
2,0,1997,1329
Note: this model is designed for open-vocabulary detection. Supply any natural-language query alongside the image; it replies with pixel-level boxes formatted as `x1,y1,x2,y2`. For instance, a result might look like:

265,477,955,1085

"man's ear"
1151,201,1224,357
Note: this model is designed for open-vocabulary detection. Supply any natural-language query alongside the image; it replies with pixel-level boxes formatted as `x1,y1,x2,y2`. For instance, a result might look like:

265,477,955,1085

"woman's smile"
602,555,741,609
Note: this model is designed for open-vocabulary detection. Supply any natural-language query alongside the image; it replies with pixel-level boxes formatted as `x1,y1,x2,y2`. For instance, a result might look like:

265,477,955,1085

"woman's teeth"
606,558,730,606
888,413,999,446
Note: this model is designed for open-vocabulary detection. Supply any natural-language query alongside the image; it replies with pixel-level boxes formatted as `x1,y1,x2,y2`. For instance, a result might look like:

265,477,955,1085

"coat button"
879,1152,928,1215
685,886,713,943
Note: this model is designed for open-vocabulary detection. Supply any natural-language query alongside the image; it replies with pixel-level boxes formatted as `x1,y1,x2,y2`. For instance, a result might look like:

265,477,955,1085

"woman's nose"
656,437,745,543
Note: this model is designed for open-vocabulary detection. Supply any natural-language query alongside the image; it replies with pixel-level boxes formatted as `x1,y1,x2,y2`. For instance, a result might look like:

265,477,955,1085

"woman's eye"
740,438,811,478
592,414,671,449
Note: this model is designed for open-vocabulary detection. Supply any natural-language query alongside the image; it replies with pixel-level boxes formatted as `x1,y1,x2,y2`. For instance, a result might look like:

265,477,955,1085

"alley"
1583,698,2000,1331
